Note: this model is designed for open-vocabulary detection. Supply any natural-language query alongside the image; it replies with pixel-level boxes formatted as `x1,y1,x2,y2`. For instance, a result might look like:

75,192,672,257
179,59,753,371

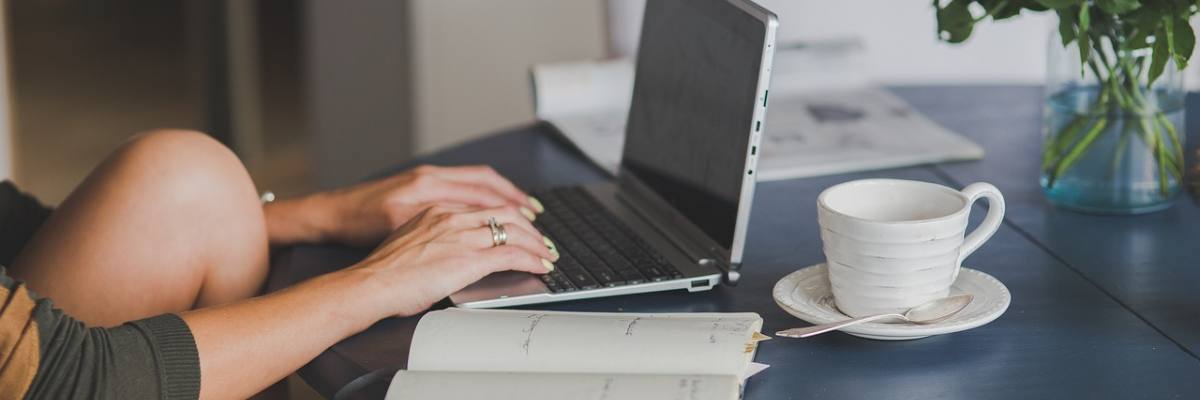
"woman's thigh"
10,130,269,327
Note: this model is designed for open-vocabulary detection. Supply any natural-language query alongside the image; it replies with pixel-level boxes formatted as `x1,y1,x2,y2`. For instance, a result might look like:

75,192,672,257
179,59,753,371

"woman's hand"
264,165,545,246
353,204,558,317
183,204,558,400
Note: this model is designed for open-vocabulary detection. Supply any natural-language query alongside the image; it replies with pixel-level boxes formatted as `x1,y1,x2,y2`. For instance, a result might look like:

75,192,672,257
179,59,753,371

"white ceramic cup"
816,179,1005,318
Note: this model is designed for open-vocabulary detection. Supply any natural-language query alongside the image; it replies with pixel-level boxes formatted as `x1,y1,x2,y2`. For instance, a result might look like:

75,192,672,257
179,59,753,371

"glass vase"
1041,28,1186,214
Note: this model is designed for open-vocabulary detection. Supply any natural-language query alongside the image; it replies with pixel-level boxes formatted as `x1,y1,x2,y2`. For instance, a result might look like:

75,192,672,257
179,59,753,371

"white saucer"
773,263,1011,340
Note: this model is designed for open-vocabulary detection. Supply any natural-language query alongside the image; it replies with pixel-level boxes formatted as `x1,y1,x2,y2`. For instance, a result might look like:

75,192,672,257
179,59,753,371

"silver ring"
488,217,508,247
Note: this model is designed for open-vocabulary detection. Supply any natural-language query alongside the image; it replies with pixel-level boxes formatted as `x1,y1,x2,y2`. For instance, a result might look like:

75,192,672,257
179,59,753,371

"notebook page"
408,308,762,377
385,371,739,400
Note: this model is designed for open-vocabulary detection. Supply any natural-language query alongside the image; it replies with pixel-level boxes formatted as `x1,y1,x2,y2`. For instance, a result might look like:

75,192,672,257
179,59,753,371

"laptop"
451,0,778,308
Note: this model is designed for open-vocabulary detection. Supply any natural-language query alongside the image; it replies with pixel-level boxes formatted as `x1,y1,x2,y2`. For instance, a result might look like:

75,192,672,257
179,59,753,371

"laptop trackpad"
450,271,550,304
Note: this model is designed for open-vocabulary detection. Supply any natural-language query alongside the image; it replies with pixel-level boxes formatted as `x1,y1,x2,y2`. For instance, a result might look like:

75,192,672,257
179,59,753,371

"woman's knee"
110,129,270,302
113,130,257,203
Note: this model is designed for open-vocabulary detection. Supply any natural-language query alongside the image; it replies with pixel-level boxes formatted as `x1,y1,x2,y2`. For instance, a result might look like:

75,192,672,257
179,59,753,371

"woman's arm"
263,165,544,247
182,266,385,399
187,204,557,400
2,203,554,400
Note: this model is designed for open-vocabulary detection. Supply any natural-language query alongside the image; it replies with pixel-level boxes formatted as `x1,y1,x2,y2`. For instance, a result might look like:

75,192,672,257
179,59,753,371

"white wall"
306,0,415,188
762,1,1052,84
607,0,1081,85
410,0,607,154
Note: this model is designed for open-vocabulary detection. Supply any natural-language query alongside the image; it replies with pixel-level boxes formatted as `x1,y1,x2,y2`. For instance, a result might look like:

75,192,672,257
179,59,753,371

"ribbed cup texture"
820,221,966,318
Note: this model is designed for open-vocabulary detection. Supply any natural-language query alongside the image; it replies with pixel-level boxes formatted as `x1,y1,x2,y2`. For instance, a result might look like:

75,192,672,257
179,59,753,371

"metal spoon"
776,294,974,338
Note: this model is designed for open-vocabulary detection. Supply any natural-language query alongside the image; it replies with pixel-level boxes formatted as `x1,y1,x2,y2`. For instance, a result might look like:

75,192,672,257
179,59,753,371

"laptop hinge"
699,258,741,286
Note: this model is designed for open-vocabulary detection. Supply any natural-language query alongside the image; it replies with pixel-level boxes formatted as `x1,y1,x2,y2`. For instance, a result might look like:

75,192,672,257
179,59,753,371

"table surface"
268,86,1200,399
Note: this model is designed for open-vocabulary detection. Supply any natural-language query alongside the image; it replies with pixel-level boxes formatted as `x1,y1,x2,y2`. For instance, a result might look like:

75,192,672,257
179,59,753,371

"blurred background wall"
0,4,10,182
3,0,311,203
608,0,1056,84
3,0,1196,205
305,0,606,188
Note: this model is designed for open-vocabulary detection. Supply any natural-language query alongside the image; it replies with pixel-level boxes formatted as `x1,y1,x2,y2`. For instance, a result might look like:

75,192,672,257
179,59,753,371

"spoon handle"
776,313,905,338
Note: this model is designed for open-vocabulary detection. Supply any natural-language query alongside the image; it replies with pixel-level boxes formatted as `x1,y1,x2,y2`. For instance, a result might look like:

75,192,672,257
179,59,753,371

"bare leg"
10,130,269,327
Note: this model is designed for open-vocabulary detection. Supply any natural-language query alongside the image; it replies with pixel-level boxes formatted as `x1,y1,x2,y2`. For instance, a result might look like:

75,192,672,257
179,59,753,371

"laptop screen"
621,0,767,249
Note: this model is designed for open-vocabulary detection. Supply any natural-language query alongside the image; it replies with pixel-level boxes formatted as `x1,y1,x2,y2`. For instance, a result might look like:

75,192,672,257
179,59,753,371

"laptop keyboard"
531,187,684,293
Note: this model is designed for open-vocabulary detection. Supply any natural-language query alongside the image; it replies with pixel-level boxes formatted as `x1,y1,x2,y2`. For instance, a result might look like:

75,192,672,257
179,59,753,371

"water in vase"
1041,87,1185,214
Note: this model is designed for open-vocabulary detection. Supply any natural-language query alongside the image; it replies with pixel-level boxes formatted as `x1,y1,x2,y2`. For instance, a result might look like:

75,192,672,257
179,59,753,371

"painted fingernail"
528,196,546,213
541,258,555,271
548,247,561,261
542,236,556,250
520,207,537,221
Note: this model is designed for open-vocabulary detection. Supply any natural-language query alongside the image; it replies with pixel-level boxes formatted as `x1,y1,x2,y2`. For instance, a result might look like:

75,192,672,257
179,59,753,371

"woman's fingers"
452,223,557,264
441,206,540,238
418,179,520,211
435,245,551,290
475,245,556,276
428,165,539,212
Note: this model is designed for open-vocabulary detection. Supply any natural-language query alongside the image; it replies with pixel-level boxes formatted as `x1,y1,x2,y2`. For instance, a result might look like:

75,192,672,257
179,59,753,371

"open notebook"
531,51,983,181
385,309,770,400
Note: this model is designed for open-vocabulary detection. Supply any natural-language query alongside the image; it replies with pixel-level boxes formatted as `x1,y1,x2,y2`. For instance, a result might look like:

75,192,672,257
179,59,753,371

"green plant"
933,0,1197,195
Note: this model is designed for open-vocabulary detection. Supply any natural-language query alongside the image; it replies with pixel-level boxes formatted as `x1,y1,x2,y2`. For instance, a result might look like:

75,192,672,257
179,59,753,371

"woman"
0,129,558,399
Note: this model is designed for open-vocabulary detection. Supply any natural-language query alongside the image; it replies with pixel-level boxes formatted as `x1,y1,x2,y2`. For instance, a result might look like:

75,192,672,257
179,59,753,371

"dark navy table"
267,86,1200,399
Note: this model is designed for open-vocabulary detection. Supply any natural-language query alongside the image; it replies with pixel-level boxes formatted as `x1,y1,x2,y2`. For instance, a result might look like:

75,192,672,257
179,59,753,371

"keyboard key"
542,276,562,292
554,275,578,292
591,268,624,287
564,269,600,289
562,190,685,281
642,266,668,281
532,187,686,293
615,268,647,285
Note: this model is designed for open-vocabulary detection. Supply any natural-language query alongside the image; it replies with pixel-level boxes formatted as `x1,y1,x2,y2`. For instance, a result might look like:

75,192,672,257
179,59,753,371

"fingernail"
520,207,537,221
548,247,561,261
528,196,546,213
542,236,556,250
541,258,555,271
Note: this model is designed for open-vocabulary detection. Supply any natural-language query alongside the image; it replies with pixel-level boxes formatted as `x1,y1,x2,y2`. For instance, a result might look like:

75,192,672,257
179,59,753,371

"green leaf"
987,0,1024,20
936,0,975,43
1096,0,1140,14
1056,8,1077,46
1077,2,1091,65
1037,0,1080,9
977,0,1024,20
1172,15,1195,69
1163,16,1178,66
1124,13,1156,50
1022,0,1050,12
1125,30,1152,50
1148,27,1170,85
1122,6,1164,51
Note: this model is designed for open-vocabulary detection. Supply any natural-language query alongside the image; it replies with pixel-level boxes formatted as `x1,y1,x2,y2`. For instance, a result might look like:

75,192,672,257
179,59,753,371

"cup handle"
955,182,1005,280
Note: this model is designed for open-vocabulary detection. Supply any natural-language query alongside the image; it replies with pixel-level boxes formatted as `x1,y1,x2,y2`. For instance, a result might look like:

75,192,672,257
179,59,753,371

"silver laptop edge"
453,0,778,308
615,2,777,282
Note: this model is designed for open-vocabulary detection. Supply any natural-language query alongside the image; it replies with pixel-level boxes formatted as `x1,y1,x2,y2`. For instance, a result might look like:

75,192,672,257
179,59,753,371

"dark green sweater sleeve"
1,269,201,400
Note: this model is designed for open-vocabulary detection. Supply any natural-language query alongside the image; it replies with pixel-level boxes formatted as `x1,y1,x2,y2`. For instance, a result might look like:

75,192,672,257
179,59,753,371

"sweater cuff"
131,314,202,400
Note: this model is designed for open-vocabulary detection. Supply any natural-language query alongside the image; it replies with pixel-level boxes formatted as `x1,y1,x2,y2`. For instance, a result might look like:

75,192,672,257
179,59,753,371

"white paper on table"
530,40,983,181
